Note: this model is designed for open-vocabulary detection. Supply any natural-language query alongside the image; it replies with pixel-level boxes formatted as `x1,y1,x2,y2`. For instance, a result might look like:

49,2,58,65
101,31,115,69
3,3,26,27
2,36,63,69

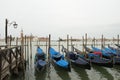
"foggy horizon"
0,0,120,39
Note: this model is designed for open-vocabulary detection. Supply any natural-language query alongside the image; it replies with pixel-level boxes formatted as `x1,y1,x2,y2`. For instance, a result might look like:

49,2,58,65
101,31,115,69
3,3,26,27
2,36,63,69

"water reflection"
52,63,71,80
92,65,114,80
34,69,47,80
72,65,89,80
10,71,25,80
114,65,120,72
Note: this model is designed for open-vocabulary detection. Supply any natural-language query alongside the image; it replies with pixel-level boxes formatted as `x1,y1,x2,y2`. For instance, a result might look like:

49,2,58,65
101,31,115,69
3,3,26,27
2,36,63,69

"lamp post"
5,19,18,45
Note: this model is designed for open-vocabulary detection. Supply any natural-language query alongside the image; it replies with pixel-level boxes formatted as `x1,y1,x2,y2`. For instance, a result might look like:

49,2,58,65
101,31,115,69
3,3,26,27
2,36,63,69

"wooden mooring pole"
9,49,12,74
71,37,73,51
93,37,96,47
24,35,27,62
67,35,69,51
85,33,87,54
10,35,12,47
30,34,32,59
46,36,48,54
117,35,119,45
58,37,60,52
27,36,29,64
20,29,25,76
103,37,105,47
82,36,84,52
101,34,104,49
48,34,51,59
47,34,51,78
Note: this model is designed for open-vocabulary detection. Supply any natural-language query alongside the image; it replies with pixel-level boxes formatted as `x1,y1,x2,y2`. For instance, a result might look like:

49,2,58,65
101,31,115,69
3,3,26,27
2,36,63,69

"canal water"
8,41,120,80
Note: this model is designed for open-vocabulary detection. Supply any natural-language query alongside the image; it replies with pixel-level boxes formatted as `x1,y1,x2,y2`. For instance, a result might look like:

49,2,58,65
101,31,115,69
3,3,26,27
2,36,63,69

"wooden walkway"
0,46,24,80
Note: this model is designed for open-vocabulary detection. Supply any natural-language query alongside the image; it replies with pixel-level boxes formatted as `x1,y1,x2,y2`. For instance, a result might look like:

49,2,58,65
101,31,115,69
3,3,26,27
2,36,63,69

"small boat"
108,45,120,65
34,47,47,71
84,45,113,67
108,45,120,57
87,54,113,68
62,46,91,69
49,47,71,71
91,46,112,59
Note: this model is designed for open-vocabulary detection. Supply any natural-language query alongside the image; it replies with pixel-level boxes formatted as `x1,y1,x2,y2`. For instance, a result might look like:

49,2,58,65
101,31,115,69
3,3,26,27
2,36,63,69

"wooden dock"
0,46,25,80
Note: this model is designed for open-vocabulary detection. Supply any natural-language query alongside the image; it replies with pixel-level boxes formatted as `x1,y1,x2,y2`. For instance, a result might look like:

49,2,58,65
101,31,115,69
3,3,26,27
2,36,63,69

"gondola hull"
35,59,47,71
66,51,91,70
88,56,113,68
51,59,70,71
114,57,120,65
49,47,71,71
34,47,47,71
70,59,91,69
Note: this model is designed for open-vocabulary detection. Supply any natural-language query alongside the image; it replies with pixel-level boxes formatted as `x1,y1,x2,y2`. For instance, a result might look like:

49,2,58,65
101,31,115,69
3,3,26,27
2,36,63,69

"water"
3,41,120,80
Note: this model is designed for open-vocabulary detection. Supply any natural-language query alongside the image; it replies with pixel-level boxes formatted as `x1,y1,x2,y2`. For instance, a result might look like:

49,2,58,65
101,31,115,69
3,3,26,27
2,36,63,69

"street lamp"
5,19,18,45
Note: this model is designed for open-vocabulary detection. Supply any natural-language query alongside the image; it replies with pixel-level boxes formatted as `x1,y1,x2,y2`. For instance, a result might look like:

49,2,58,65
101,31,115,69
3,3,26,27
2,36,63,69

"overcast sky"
0,0,120,39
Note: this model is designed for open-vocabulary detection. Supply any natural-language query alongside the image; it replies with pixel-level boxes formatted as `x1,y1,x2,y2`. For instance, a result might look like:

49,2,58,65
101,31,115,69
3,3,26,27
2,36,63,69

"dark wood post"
67,35,69,51
85,33,87,46
58,37,60,52
9,50,12,73
48,34,51,55
47,34,51,80
93,37,95,47
48,34,51,63
82,36,84,52
101,34,103,49
71,37,73,51
103,37,105,47
20,30,25,74
27,36,29,62
30,34,32,59
10,35,12,47
5,19,8,45
117,35,119,45
16,47,18,71
46,36,48,54
25,35,27,61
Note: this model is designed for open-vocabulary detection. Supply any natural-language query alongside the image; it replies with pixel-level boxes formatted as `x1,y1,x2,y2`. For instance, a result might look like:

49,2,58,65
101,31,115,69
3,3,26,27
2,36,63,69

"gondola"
108,45,120,65
62,46,91,69
84,45,113,68
34,46,47,71
108,45,120,57
91,45,112,59
49,47,71,71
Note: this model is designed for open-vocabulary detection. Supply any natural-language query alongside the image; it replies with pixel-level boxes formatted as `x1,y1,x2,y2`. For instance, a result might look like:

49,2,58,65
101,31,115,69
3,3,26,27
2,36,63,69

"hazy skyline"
0,0,120,39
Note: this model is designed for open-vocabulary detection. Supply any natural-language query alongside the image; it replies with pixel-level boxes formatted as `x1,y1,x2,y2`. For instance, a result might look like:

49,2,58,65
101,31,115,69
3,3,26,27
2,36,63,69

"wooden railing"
0,46,24,80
